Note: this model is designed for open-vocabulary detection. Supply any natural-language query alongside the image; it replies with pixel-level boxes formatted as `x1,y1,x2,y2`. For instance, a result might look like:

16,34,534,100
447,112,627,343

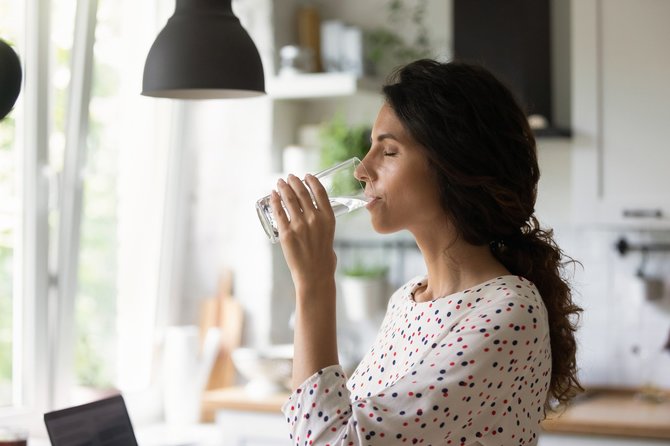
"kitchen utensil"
199,268,244,390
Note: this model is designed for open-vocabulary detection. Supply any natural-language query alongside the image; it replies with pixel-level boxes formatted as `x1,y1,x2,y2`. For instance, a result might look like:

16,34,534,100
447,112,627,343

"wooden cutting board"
199,268,244,390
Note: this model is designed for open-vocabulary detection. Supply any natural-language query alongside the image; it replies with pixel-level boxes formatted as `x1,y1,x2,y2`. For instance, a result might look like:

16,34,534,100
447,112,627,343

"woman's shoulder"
386,274,543,313
473,275,548,325
479,275,542,304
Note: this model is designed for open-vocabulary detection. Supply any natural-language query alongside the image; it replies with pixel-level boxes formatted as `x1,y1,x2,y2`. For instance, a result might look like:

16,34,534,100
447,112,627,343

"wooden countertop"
202,386,670,439
541,387,670,439
201,387,289,422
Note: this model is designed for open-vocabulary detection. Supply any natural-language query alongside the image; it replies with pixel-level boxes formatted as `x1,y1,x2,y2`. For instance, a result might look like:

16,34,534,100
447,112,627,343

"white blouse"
282,275,552,446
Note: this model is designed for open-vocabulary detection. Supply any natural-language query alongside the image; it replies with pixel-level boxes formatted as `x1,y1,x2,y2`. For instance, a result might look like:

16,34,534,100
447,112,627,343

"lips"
364,190,379,201
365,196,380,209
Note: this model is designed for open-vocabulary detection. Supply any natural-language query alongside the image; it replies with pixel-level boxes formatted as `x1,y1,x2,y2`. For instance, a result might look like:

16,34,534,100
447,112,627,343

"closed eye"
383,151,397,157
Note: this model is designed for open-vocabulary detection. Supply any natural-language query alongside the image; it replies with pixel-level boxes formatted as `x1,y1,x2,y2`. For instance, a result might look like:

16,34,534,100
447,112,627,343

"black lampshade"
142,0,265,99
0,39,22,119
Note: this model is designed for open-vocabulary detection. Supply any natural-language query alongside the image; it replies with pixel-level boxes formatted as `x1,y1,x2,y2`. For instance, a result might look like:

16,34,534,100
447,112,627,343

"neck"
411,225,510,303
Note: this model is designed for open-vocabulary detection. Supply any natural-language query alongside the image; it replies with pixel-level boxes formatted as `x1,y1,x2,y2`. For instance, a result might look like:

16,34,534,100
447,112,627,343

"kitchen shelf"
267,72,382,100
533,126,572,138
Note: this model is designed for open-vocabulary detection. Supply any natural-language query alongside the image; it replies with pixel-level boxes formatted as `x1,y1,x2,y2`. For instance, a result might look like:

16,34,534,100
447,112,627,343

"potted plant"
317,113,372,198
339,263,389,322
319,113,370,167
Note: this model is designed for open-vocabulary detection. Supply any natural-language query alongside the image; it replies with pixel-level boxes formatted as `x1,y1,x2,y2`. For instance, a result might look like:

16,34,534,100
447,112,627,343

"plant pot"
340,275,387,322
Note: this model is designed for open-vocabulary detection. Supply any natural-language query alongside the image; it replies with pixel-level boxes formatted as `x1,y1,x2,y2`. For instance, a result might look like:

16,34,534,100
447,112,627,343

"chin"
370,219,401,235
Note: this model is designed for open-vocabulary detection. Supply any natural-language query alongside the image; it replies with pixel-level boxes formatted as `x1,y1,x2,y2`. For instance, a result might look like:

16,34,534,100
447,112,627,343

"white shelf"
267,72,382,100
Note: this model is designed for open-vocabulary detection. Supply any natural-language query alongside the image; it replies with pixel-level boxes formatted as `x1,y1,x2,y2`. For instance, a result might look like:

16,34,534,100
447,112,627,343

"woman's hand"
271,174,337,293
272,174,340,387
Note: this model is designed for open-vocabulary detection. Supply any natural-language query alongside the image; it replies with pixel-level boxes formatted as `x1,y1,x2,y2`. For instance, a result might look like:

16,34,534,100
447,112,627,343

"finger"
305,174,334,217
277,178,303,220
287,174,317,215
269,189,289,230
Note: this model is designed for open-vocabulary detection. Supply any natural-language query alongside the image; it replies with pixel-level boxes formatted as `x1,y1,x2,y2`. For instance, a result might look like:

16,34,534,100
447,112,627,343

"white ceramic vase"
340,276,387,322
162,326,220,424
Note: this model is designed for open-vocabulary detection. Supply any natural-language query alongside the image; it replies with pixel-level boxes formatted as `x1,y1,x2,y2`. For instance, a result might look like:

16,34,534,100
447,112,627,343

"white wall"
175,0,670,392
559,228,670,389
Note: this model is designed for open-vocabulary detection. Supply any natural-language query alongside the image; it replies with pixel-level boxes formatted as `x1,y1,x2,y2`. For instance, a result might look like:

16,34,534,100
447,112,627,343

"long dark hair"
382,59,583,409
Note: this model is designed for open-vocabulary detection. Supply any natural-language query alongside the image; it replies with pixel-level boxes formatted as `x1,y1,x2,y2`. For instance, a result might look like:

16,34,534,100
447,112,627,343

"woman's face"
356,103,445,235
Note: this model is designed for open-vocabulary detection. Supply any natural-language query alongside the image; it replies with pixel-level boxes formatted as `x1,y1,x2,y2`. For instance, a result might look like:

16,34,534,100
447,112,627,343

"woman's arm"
292,280,339,389
272,174,340,388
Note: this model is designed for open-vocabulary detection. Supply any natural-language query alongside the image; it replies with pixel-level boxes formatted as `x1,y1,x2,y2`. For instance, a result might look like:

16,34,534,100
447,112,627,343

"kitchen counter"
541,387,670,440
201,387,291,444
201,386,290,422
202,386,670,440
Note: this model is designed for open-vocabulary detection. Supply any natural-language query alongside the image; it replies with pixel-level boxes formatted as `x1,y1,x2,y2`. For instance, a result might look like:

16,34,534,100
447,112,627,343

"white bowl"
231,344,293,398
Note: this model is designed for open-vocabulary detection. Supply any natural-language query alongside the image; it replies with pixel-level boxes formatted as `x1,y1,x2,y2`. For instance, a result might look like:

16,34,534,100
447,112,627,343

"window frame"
1,0,184,428
52,0,97,408
0,0,52,426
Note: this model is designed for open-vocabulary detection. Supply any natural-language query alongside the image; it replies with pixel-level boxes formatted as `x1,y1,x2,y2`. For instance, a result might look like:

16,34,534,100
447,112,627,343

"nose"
354,158,376,194
354,158,370,182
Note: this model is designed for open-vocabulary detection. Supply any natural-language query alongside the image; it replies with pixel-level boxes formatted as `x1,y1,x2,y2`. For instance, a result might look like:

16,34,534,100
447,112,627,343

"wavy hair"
382,59,583,410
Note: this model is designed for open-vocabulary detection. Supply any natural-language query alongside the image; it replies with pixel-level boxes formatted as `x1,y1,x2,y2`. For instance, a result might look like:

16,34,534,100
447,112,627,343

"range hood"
453,0,571,137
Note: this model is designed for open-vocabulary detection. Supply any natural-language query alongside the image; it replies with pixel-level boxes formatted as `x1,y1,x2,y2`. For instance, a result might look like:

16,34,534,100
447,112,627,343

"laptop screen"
44,394,138,446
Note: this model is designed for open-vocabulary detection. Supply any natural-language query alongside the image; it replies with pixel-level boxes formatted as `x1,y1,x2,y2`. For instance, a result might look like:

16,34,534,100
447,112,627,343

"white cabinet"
571,0,670,228
216,410,287,445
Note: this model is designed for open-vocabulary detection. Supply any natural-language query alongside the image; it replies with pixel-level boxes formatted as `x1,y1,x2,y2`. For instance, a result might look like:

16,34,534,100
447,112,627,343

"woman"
270,59,582,445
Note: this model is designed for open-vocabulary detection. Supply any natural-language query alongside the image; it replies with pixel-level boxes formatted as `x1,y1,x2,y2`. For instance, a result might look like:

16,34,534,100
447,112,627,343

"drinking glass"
256,157,373,243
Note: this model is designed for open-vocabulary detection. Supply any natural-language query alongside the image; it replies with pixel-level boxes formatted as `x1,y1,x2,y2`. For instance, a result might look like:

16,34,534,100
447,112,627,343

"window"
0,0,26,410
1,0,179,419
71,0,176,397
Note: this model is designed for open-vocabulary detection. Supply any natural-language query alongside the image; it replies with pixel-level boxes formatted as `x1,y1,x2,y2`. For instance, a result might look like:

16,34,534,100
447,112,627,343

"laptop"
44,394,139,446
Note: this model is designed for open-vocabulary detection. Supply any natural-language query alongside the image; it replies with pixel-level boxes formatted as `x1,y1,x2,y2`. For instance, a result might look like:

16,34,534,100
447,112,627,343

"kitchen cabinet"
215,410,286,445
203,387,288,445
571,0,670,228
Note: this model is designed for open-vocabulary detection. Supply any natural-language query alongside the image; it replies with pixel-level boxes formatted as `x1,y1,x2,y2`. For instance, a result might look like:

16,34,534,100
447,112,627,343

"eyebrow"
371,133,399,143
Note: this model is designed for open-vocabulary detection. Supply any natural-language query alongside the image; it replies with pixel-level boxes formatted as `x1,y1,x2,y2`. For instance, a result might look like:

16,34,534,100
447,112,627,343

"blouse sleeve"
281,296,549,445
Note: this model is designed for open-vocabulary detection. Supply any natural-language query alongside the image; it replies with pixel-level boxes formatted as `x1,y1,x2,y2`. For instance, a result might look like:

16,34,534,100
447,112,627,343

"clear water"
330,196,368,216
256,196,368,243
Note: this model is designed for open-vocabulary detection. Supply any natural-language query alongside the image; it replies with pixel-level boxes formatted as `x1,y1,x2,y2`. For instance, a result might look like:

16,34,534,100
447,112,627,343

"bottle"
297,3,322,72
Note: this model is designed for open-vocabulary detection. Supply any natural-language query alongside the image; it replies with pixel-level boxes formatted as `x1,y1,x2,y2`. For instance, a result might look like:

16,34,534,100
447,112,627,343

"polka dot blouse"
282,275,552,446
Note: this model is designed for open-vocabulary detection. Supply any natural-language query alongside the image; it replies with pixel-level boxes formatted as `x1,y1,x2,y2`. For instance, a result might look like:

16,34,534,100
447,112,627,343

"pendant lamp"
0,39,22,119
142,0,265,99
